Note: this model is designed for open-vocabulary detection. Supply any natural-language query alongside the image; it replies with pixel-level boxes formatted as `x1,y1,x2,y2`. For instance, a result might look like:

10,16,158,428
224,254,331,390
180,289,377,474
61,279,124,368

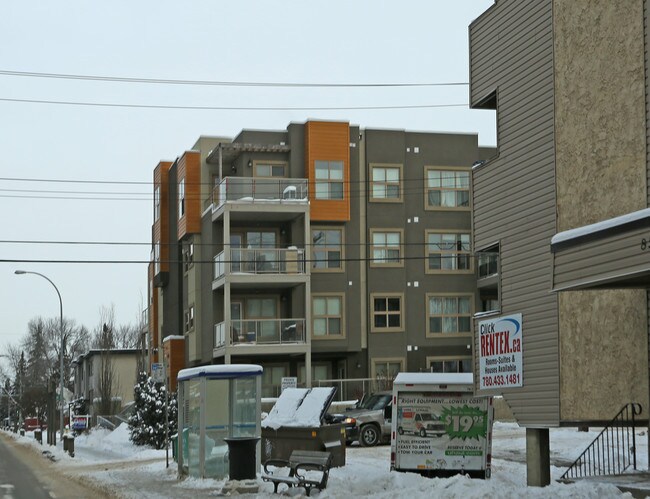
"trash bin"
224,437,260,481
34,430,42,444
63,435,75,457
170,434,178,462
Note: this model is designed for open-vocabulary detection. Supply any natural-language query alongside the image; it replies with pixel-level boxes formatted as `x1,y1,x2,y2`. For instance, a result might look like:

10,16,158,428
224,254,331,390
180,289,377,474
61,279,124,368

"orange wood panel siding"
163,338,185,392
153,161,172,273
148,262,159,363
305,121,351,221
177,151,201,240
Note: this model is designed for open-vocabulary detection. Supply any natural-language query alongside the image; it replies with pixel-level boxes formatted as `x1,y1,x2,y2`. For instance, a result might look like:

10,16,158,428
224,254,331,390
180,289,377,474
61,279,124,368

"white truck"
390,372,493,479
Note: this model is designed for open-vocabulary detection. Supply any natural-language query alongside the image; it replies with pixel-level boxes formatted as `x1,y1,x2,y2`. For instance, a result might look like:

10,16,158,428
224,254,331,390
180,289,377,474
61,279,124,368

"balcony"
214,248,306,280
214,318,306,348
210,177,308,212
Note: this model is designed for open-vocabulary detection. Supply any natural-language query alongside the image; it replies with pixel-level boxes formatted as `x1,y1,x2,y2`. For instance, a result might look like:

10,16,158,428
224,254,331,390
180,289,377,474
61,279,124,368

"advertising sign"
478,313,523,390
394,393,491,473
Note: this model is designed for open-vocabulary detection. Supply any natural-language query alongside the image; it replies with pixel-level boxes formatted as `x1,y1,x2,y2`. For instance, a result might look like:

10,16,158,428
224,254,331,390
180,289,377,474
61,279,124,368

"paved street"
0,433,113,499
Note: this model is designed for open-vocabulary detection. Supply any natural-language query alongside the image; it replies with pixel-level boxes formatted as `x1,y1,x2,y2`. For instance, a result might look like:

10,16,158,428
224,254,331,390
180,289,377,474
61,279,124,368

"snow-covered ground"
3,423,647,498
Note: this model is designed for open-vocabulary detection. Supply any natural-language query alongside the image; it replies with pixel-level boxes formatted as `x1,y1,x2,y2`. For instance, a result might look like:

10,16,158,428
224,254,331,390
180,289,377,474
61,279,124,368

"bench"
262,450,333,496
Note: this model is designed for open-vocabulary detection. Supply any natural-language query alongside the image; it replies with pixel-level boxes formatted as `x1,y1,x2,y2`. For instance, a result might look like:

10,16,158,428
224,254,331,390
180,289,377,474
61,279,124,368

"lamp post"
14,270,65,440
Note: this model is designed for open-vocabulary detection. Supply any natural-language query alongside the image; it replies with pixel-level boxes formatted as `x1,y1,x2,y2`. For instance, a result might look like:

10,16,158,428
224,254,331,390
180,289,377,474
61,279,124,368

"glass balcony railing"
214,248,306,279
210,177,308,210
214,318,306,347
477,252,499,279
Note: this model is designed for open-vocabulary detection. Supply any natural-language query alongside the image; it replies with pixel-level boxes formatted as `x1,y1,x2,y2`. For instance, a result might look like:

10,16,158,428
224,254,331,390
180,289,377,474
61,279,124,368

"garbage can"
63,435,75,457
34,430,42,444
224,437,260,480
170,434,178,462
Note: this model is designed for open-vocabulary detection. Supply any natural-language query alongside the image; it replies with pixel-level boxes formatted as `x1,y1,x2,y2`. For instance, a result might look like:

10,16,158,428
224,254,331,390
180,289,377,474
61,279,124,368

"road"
0,433,114,499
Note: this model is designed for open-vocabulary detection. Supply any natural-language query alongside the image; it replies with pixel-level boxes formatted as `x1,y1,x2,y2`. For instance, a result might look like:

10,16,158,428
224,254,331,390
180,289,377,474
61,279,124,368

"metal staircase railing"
561,403,642,480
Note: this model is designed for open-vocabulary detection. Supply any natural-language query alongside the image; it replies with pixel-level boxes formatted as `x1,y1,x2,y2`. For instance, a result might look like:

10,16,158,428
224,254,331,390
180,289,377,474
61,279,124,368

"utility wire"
0,69,470,88
0,97,468,111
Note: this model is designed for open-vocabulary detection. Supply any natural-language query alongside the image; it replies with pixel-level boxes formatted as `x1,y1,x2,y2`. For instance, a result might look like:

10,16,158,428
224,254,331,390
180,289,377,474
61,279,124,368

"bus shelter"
177,364,262,479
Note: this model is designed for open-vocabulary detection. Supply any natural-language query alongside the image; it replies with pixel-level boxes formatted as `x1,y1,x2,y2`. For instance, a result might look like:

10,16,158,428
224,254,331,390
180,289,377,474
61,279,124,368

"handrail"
560,403,642,480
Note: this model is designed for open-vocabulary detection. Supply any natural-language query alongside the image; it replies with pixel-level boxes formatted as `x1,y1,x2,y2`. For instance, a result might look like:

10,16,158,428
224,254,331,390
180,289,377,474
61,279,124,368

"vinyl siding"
470,0,559,426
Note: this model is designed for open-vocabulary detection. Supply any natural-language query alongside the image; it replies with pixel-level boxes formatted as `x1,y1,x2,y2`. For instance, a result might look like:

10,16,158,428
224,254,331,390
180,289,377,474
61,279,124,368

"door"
230,234,243,272
246,297,278,342
231,302,243,342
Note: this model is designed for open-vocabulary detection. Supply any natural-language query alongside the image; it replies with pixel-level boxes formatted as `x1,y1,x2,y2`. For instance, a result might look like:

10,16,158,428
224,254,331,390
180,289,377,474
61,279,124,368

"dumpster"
261,387,346,467
390,373,493,479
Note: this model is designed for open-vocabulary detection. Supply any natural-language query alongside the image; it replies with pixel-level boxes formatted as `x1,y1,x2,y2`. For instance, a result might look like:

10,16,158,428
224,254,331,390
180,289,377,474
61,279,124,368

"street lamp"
14,270,65,440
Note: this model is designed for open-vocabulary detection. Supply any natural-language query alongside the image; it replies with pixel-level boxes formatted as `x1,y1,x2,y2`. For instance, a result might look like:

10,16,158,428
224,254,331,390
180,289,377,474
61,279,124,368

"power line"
0,97,468,112
0,69,470,88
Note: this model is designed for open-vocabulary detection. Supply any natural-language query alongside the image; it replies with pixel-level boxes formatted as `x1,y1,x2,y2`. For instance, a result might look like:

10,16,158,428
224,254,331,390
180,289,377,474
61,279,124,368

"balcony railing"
214,318,306,347
214,248,306,279
477,252,499,279
211,177,308,210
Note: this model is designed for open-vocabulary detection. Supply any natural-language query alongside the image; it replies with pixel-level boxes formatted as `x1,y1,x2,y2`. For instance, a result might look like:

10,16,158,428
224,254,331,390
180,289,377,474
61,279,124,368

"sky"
0,1,496,361
4,422,643,497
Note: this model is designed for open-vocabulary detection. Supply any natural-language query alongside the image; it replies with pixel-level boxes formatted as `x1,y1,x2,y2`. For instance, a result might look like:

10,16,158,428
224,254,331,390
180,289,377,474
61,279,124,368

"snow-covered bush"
128,372,177,449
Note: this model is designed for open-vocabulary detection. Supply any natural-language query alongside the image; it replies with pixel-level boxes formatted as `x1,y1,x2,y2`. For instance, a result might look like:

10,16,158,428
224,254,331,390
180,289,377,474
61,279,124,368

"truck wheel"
419,428,427,437
359,425,380,447
398,426,404,435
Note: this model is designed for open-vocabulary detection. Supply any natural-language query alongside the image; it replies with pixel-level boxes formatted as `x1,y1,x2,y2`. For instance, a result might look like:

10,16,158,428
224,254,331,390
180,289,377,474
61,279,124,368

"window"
428,357,472,373
255,162,286,178
178,178,185,218
371,230,402,266
154,186,161,221
371,164,402,201
315,160,344,200
427,232,471,271
154,243,161,275
311,228,343,270
183,241,194,272
427,295,472,335
372,358,404,390
262,364,287,398
426,169,470,209
371,294,403,332
477,244,499,279
184,305,195,332
312,295,343,337
298,364,329,385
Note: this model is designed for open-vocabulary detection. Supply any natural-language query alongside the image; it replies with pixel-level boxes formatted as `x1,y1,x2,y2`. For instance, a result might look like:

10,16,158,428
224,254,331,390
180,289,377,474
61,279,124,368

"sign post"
281,377,297,393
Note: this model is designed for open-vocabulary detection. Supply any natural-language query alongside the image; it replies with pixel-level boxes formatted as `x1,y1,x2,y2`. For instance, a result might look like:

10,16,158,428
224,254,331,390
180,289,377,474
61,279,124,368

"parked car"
343,391,393,447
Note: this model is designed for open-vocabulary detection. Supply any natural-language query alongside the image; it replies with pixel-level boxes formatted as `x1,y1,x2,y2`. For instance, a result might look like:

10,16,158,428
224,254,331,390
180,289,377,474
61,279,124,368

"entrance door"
247,297,278,342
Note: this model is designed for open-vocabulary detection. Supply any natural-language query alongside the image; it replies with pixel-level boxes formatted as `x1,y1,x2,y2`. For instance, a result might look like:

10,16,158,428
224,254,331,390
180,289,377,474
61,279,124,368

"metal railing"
561,403,642,480
214,248,306,278
211,177,308,210
214,318,306,346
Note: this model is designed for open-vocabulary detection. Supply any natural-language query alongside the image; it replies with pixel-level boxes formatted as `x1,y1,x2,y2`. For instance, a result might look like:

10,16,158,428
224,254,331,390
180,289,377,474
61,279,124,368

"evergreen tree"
128,372,177,449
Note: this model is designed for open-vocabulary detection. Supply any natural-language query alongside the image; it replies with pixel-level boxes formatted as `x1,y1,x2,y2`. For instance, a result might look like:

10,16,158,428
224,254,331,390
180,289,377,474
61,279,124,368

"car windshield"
358,394,391,410
419,413,434,422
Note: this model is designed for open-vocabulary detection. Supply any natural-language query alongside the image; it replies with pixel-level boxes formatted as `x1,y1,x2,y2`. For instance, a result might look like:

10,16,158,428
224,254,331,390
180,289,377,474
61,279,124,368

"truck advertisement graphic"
393,392,492,476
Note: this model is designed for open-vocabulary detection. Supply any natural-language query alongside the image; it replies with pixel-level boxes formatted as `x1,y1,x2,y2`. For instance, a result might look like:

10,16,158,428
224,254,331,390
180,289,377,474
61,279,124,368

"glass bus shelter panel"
187,378,202,478
232,377,257,437
204,378,230,478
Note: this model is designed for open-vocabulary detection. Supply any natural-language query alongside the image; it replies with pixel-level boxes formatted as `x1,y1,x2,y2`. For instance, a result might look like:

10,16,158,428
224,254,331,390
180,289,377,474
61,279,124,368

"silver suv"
344,392,392,447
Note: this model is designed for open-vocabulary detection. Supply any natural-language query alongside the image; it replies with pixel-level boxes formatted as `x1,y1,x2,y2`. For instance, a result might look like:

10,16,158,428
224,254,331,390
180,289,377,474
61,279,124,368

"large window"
426,168,470,209
178,178,185,218
315,160,344,200
427,295,472,335
371,230,402,266
298,364,329,385
154,186,161,221
311,228,343,271
427,357,472,373
372,358,404,390
371,294,403,332
254,162,286,178
312,295,343,338
427,232,471,272
371,164,402,201
262,365,287,398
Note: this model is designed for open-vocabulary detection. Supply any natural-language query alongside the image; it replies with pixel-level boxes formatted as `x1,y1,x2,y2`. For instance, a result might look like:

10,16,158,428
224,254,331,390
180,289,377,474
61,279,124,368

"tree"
128,372,177,449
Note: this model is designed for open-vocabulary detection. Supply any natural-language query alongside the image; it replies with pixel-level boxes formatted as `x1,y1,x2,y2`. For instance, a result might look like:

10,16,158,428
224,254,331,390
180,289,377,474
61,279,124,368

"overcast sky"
0,1,495,360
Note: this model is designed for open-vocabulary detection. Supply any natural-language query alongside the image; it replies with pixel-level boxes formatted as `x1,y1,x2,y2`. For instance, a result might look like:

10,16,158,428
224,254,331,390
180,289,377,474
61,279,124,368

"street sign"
152,363,165,383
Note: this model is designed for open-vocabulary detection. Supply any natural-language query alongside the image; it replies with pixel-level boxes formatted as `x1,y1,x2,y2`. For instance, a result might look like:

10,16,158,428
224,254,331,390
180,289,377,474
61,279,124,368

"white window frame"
312,293,345,339
178,178,185,218
314,160,344,200
425,167,471,210
426,293,473,337
370,163,402,202
370,229,403,267
311,227,344,272
426,230,472,273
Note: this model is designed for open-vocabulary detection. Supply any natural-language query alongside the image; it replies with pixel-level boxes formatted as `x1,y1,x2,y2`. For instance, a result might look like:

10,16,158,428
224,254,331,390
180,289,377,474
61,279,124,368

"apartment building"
470,0,650,485
149,120,494,398
72,349,139,417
